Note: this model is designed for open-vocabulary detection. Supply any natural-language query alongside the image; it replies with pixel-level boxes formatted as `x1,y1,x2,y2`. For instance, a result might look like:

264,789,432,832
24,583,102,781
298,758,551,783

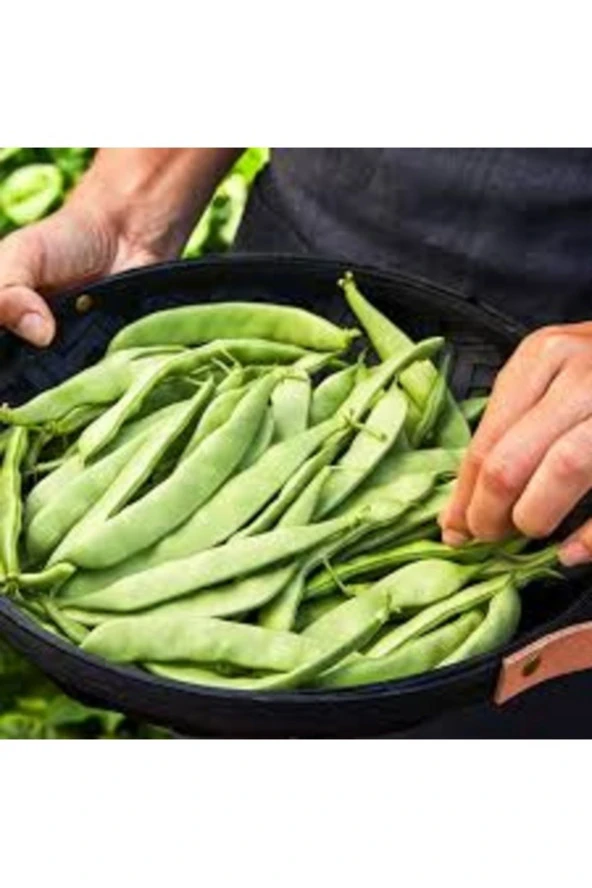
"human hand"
0,195,166,348
439,323,592,566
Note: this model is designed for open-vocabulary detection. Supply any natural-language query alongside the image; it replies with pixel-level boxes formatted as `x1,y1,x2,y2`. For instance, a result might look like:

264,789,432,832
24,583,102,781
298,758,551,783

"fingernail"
559,540,590,567
442,529,470,547
15,313,52,347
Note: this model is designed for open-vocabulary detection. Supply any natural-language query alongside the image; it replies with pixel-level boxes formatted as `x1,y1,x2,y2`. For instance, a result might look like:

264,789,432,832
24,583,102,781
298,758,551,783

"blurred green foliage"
0,147,269,738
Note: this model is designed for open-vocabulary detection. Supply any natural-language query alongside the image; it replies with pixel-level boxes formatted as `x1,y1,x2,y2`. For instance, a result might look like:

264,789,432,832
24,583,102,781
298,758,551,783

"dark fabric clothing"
236,148,592,328
234,148,592,737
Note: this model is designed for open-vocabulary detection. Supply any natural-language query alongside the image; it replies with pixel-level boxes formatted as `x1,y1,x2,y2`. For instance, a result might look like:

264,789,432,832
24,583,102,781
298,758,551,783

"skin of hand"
0,148,241,347
439,322,592,567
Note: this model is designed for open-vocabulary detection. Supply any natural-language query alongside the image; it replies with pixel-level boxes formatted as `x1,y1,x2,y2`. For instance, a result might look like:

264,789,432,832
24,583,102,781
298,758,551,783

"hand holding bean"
439,323,592,566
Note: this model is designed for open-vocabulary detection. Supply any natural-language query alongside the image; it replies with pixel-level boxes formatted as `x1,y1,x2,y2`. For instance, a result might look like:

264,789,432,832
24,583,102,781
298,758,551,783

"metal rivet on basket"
521,654,542,678
75,294,94,314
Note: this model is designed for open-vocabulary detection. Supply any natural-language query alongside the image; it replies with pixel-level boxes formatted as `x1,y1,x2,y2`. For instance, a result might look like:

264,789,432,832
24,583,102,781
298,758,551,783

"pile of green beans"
0,278,561,692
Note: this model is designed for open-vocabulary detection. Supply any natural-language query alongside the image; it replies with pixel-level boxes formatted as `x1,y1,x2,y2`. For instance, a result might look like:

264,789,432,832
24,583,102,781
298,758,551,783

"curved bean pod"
309,364,361,426
316,384,408,517
52,374,276,570
439,584,522,667
340,272,470,447
313,609,484,689
108,302,359,354
0,427,28,578
58,418,347,602
366,574,516,658
270,371,311,441
82,612,326,672
67,514,358,613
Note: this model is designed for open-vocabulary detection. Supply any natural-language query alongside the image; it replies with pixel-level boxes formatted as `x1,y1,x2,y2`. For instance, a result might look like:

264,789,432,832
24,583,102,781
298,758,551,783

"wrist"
68,148,242,261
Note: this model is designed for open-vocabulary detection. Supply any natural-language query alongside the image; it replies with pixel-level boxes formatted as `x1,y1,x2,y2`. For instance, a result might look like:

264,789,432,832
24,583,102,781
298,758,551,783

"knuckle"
548,440,591,481
480,456,520,498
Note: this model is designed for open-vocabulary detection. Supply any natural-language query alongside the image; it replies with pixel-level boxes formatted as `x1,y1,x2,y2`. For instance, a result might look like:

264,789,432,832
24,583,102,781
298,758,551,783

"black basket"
0,255,589,738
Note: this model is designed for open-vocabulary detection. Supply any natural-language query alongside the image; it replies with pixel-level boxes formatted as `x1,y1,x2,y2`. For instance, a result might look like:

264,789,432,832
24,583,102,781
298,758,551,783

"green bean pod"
52,374,277,570
180,384,246,460
313,609,484,689
256,468,333,630
82,612,326,672
360,446,464,493
307,539,500,598
237,439,343,538
339,272,470,447
145,585,389,691
67,514,359,613
309,363,361,426
270,371,311,441
439,584,522,667
75,350,208,460
409,352,452,447
0,349,157,427
58,418,348,602
108,302,359,354
239,408,275,469
341,481,454,558
352,558,486,614
0,427,28,578
316,384,408,517
36,389,212,566
366,574,517,658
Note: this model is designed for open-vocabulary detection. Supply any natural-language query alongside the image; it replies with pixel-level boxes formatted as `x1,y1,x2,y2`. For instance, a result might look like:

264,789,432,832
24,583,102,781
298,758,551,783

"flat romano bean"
309,364,360,426
237,439,344,538
24,399,187,527
256,469,332,630
341,482,454,559
58,418,347,602
359,446,464,494
82,612,326,672
63,476,326,624
293,593,349,632
270,371,311,441
0,348,169,428
26,423,156,562
49,388,214,566
339,272,470,447
108,302,359,354
43,599,89,645
439,584,522,666
76,349,221,460
145,585,389,691
358,558,487,615
366,574,518,658
67,514,358,613
180,384,247,460
239,408,275,469
307,539,501,598
32,392,211,565
313,609,484,689
0,427,28,579
409,352,452,448
52,374,277,570
316,384,408,517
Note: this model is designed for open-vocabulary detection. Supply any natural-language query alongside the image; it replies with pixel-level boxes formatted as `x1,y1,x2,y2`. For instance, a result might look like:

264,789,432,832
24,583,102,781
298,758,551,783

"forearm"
69,148,242,259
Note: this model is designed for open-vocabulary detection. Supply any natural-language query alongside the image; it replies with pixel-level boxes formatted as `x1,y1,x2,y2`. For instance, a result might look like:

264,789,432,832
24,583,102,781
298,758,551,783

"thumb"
0,284,56,347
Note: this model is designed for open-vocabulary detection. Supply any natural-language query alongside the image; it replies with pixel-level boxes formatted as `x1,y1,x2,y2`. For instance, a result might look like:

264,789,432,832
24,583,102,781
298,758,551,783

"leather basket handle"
494,621,592,705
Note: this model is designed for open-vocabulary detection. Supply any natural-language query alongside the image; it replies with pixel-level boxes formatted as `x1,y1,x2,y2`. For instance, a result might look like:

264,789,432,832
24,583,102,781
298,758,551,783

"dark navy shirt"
236,149,592,327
